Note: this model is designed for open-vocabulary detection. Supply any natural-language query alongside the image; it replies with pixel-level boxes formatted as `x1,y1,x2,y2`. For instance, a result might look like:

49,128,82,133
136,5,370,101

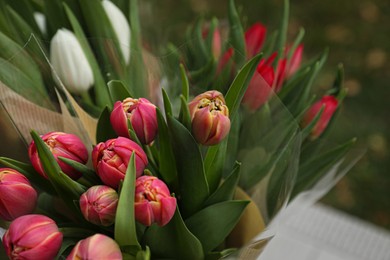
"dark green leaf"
275,0,290,62
115,153,141,250
228,0,246,66
178,95,192,131
142,207,204,259
203,139,228,193
58,157,102,186
204,162,241,207
185,200,249,253
96,106,117,143
108,80,132,103
167,115,209,217
180,63,189,101
161,88,173,117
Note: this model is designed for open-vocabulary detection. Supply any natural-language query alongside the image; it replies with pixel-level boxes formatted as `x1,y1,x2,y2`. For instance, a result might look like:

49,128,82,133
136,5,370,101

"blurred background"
140,0,390,229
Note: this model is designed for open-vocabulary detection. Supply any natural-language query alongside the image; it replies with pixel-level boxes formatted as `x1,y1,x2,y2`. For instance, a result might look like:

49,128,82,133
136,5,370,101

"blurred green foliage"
140,0,390,229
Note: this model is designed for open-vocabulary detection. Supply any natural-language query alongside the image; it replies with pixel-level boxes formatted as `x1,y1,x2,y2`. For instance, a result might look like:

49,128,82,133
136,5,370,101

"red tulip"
245,22,267,58
2,214,63,260
286,44,304,78
134,176,176,226
302,95,339,139
92,137,148,189
0,168,37,221
110,97,158,145
79,185,118,226
188,91,231,146
28,131,88,180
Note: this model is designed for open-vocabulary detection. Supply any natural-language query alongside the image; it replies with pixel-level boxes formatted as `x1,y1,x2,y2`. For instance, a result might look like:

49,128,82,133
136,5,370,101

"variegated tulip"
302,95,339,139
66,234,122,260
0,168,37,221
92,137,148,189
134,176,176,226
28,132,88,180
110,97,158,145
2,214,63,260
50,29,94,94
79,185,118,226
189,91,231,146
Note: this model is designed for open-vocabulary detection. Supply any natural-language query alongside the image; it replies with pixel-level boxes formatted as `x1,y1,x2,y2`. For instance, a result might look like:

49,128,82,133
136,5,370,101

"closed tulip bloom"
28,132,88,180
66,234,122,260
79,185,118,226
0,168,37,221
245,22,267,58
102,0,131,64
92,137,148,189
188,91,231,146
110,97,158,145
50,29,94,94
134,176,176,226
286,44,304,78
302,95,339,139
2,214,63,260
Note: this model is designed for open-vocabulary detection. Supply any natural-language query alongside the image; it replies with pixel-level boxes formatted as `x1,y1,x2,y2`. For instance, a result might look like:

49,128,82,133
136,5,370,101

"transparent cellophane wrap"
0,35,360,259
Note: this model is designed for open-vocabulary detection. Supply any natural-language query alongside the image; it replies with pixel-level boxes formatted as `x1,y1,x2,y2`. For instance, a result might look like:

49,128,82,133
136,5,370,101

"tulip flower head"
79,185,118,226
29,132,88,180
92,137,148,189
50,28,94,94
2,214,63,260
188,91,231,146
134,176,176,226
66,234,122,260
110,97,158,145
286,44,304,78
302,95,339,139
245,22,267,58
102,0,131,64
0,168,38,221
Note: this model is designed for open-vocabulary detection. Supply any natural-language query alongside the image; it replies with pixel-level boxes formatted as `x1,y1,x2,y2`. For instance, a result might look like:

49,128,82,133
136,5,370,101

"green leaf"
64,3,112,108
156,108,177,190
185,200,249,253
58,157,102,186
228,0,246,66
293,138,357,195
96,106,117,143
180,63,189,101
203,139,228,193
161,88,173,117
167,115,209,217
6,0,42,37
275,0,290,62
204,162,241,207
142,207,204,259
108,80,133,103
205,248,237,260
44,0,70,38
225,53,262,120
178,95,192,131
115,153,141,250
287,27,305,61
0,157,56,195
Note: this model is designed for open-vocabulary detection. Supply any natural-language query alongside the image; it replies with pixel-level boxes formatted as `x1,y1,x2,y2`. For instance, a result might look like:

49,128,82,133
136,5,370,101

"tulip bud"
0,168,38,221
302,95,339,139
286,44,304,78
79,185,118,226
66,234,122,260
102,0,131,64
245,22,267,58
110,97,158,145
134,176,176,226
2,214,63,260
29,132,88,180
92,137,148,189
50,29,94,94
188,91,231,146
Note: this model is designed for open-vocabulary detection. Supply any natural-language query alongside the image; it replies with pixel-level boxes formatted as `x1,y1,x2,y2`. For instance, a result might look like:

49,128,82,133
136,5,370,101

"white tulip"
33,12,46,35
102,0,131,64
50,29,94,94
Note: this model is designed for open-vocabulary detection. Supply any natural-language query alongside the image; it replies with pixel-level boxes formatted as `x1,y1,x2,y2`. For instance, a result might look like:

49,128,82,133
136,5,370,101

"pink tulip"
216,47,234,76
245,22,267,58
28,131,88,180
110,97,158,145
2,214,63,260
79,185,118,226
66,234,122,260
0,168,37,221
134,176,176,226
302,95,339,139
92,137,148,189
286,44,304,78
188,91,231,146
202,26,222,60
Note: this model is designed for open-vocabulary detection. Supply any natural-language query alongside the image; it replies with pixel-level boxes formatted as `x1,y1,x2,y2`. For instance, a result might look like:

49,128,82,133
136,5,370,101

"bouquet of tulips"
0,0,357,259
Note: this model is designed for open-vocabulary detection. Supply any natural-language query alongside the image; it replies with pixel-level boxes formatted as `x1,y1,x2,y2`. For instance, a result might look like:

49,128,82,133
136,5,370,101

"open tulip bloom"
0,0,358,259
